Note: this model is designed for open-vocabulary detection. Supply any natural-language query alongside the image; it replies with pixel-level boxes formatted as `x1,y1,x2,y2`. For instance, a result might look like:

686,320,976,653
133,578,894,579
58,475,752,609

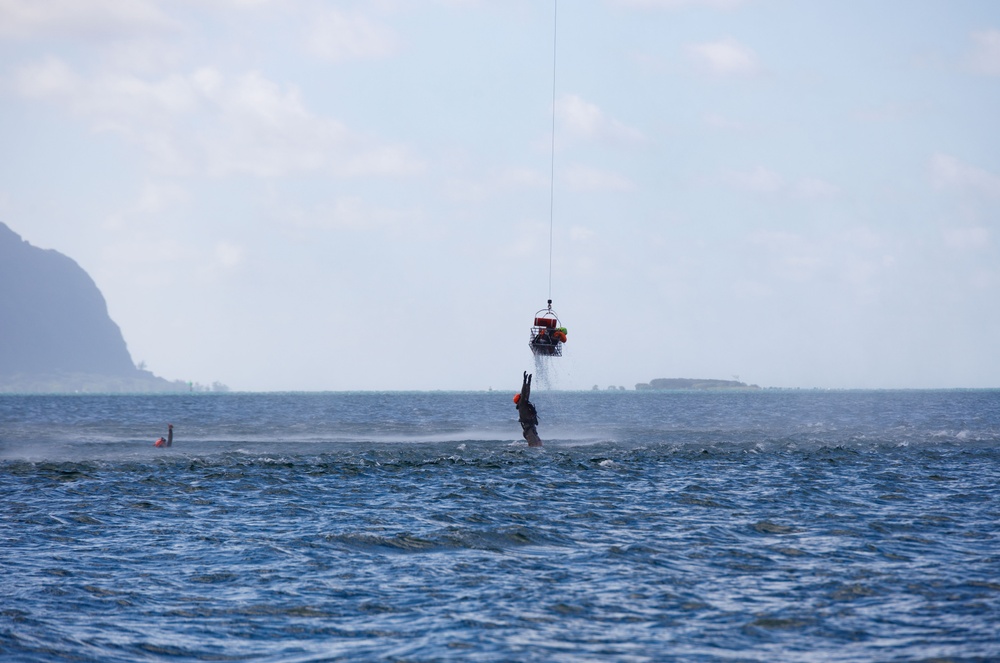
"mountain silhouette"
0,222,179,392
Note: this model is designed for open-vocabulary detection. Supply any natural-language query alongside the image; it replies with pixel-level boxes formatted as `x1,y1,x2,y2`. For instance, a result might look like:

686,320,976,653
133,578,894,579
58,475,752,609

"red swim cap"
513,393,521,404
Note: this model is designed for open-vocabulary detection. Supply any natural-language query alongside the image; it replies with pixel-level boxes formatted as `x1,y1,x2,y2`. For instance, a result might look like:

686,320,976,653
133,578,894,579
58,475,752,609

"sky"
1,0,999,392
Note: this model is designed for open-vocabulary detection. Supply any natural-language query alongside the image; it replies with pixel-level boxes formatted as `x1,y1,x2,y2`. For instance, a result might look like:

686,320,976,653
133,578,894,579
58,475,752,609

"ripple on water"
2,391,1000,661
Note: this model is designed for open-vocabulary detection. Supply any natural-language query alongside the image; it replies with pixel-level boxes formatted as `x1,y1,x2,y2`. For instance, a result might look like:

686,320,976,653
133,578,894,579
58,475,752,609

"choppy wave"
2,391,1000,661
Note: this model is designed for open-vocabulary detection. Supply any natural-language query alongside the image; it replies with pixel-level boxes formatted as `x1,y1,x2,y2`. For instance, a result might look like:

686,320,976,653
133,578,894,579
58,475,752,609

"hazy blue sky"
2,0,999,391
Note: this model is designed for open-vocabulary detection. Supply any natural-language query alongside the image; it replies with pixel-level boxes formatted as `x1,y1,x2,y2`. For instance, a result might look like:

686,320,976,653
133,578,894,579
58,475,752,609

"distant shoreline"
635,378,760,391
2,387,997,396
0,372,220,395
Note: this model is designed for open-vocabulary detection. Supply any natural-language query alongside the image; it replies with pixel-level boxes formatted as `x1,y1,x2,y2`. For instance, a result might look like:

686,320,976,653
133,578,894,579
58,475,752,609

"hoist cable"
547,0,557,302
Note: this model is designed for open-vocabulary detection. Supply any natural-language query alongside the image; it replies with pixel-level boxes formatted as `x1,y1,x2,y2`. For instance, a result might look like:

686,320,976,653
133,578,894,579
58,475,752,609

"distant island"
0,221,195,393
635,378,760,391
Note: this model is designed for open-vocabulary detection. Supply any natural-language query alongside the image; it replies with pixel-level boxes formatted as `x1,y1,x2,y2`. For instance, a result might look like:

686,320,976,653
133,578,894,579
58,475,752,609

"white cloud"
14,56,198,120
724,166,783,193
199,70,344,177
135,180,189,214
0,0,178,39
101,180,190,235
703,112,746,131
853,102,923,124
101,38,188,76
723,167,839,199
841,226,883,252
930,153,1000,198
99,236,190,288
943,226,990,250
612,0,747,9
968,28,1000,76
208,0,275,6
750,226,899,303
277,196,421,232
305,9,399,63
749,230,823,282
686,37,760,77
443,167,546,203
335,145,425,178
13,55,81,97
214,241,245,268
13,58,424,179
564,163,636,192
795,177,841,200
555,94,644,144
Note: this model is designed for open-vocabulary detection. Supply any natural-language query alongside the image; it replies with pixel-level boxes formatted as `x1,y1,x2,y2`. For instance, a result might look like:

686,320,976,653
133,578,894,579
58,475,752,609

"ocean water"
1,389,999,662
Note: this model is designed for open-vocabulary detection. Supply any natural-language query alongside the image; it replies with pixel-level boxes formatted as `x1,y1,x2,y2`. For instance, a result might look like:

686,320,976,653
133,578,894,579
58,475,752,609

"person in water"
154,424,173,448
514,371,542,447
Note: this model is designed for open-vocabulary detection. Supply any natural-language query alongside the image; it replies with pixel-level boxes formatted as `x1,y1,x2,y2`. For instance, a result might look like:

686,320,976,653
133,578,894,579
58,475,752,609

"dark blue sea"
2,390,999,662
